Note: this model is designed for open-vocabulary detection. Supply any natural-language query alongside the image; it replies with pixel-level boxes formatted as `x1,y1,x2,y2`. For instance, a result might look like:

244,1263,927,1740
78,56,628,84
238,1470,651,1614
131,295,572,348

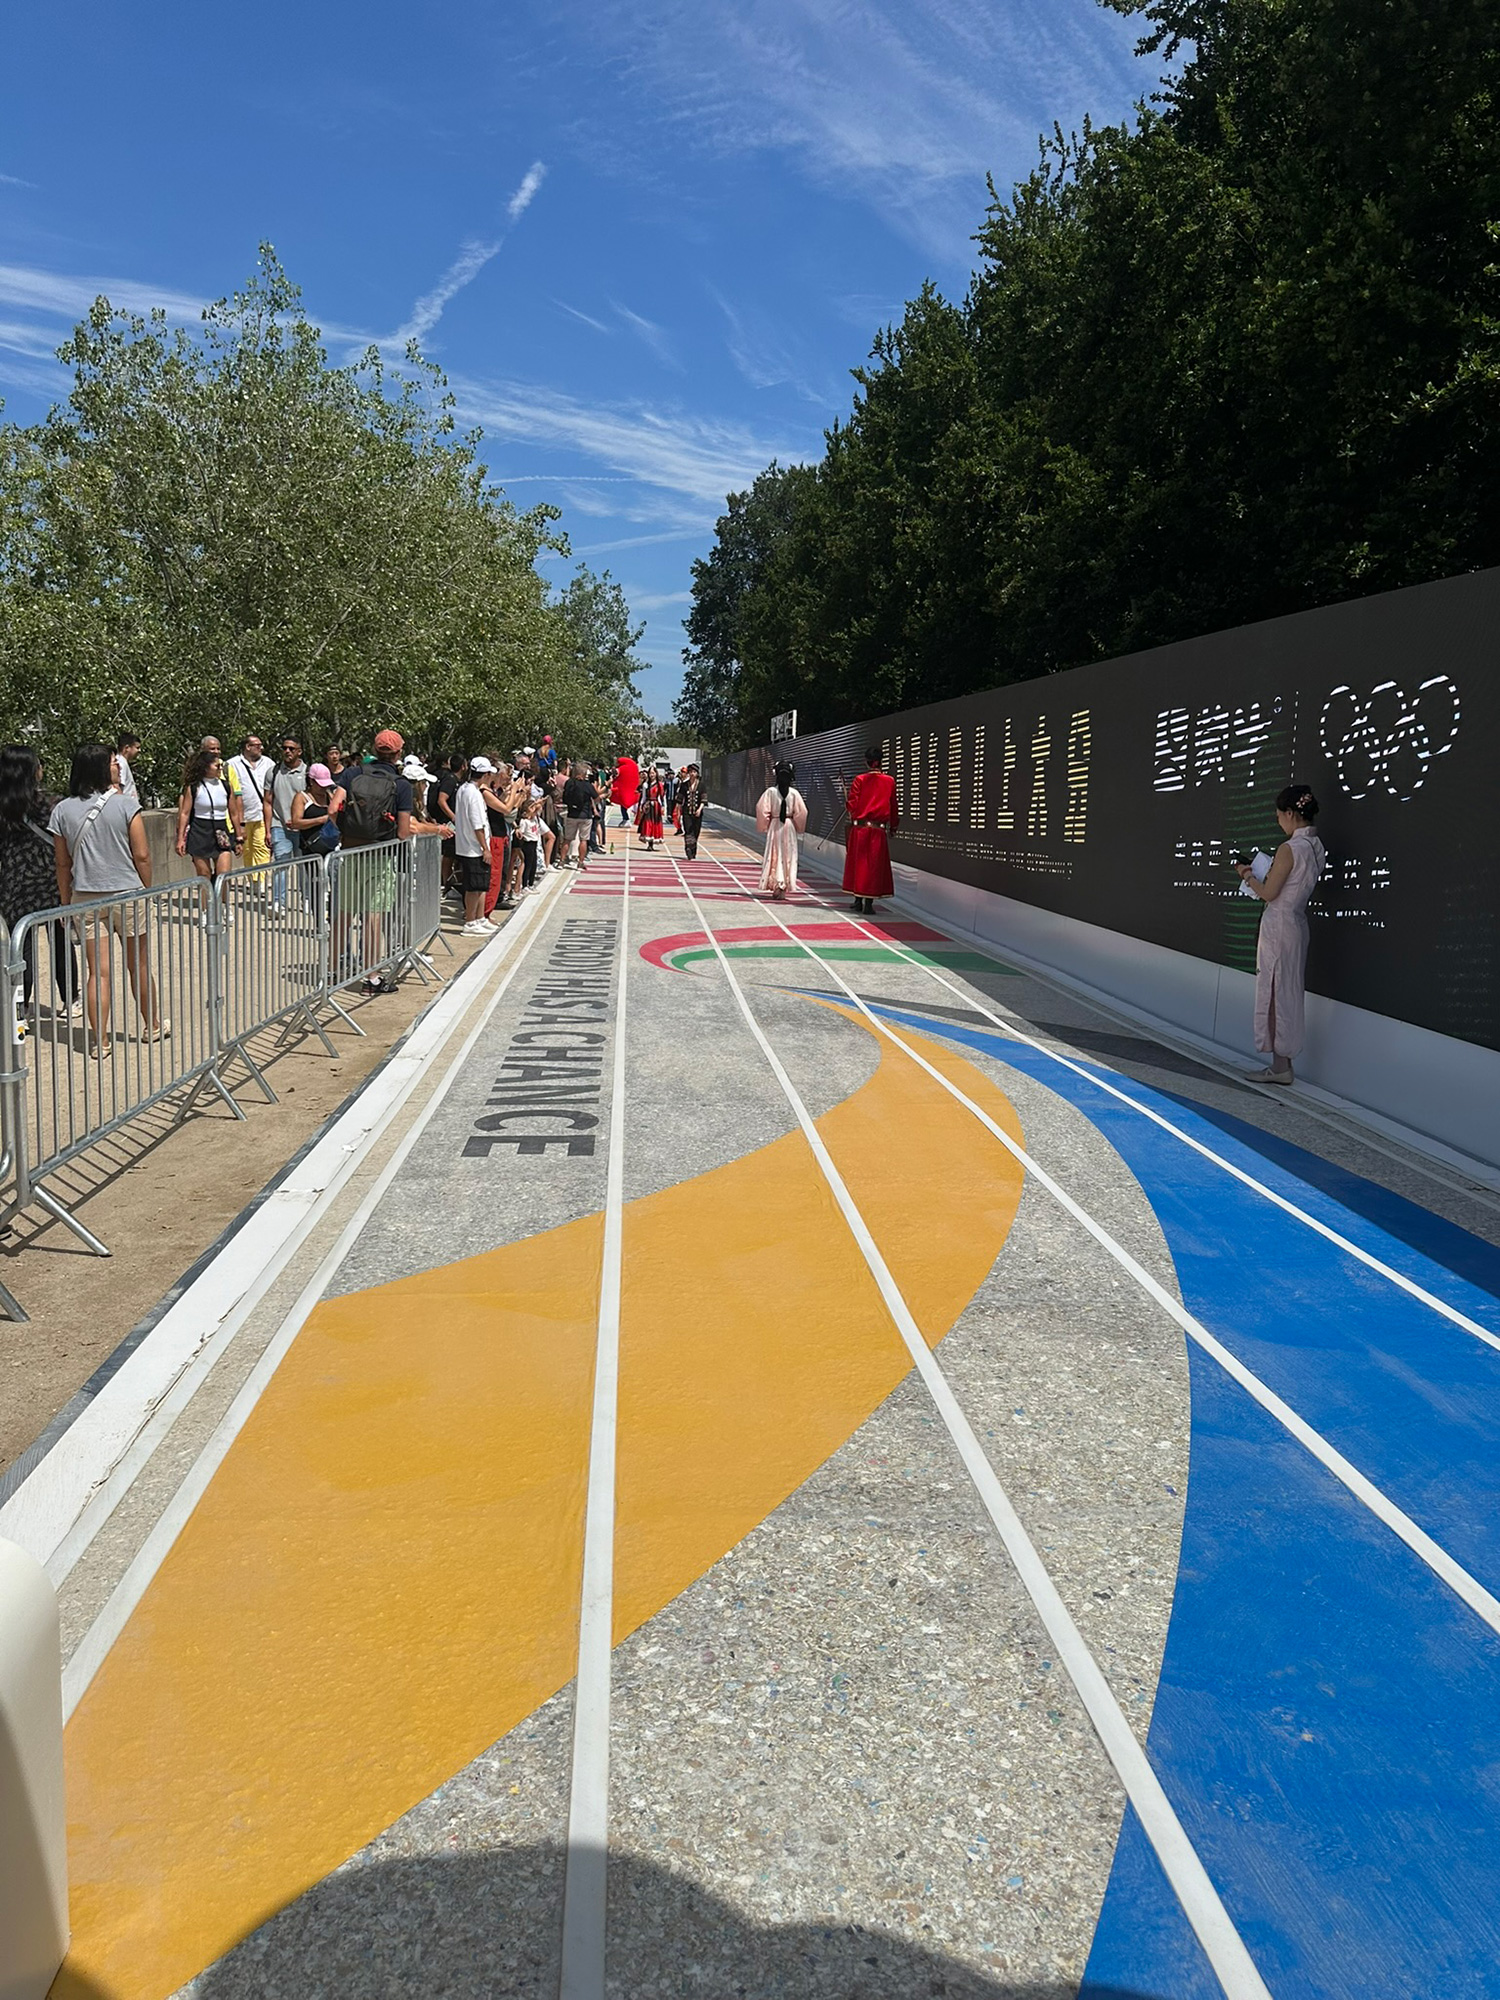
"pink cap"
309,763,333,786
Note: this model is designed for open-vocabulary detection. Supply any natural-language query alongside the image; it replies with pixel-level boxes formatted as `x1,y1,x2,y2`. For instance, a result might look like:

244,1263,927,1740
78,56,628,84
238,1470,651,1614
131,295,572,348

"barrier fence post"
0,1536,69,1997
202,874,250,1117
0,838,455,1319
0,921,30,1322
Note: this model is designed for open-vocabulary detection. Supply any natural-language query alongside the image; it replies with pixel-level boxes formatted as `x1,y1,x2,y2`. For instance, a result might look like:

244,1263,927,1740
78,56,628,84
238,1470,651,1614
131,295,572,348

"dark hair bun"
1275,782,1319,821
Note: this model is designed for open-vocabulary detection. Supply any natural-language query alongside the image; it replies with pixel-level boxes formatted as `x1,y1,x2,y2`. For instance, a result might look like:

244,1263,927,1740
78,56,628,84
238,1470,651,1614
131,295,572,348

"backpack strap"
70,795,112,858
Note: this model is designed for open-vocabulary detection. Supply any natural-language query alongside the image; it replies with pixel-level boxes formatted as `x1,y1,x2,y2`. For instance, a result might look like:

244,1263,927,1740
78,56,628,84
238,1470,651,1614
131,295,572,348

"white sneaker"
461,920,491,937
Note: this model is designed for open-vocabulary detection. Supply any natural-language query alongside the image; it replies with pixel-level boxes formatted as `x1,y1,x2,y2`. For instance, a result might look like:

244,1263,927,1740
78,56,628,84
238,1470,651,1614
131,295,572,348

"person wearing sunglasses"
270,735,309,913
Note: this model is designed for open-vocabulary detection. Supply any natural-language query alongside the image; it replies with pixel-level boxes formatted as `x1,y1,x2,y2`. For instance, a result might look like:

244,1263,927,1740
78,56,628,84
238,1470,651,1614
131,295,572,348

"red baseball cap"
374,728,404,756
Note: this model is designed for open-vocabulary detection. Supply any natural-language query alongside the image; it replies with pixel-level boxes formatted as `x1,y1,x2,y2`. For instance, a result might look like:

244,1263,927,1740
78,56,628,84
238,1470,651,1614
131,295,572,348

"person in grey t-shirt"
270,733,309,912
48,742,165,1051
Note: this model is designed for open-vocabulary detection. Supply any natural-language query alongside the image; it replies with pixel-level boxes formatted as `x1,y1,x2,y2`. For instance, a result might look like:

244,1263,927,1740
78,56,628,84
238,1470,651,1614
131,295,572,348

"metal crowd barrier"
0,836,447,1320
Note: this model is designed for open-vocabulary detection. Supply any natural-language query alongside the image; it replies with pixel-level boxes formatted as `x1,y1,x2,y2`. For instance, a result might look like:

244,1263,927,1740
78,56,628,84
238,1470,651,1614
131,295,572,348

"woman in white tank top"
175,748,244,880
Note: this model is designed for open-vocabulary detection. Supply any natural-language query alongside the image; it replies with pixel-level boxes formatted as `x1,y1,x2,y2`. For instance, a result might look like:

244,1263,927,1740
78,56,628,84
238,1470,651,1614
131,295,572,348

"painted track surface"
32,826,1500,1999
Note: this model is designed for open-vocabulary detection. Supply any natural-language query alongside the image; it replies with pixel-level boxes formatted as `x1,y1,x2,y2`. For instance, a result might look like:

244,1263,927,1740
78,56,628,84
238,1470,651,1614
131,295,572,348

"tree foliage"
0,249,645,786
677,0,1500,748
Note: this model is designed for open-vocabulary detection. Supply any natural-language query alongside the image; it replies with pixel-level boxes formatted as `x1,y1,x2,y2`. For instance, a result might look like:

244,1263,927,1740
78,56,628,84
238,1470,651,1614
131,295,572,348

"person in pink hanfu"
755,760,808,901
1236,781,1326,1085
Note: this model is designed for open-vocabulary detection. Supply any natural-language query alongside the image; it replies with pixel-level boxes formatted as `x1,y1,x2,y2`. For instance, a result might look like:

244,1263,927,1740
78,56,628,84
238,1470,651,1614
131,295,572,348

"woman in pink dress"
755,761,808,900
1236,783,1326,1085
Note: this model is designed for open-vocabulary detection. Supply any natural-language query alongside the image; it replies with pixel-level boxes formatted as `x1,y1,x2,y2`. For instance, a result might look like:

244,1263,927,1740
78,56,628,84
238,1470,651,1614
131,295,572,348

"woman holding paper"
1236,783,1326,1085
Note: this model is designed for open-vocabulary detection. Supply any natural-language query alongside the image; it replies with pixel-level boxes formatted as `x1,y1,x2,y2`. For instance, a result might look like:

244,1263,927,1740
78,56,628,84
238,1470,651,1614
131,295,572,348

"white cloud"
553,0,1144,258
627,588,693,611
553,298,612,334
453,371,811,509
709,284,831,402
563,529,712,558
0,261,206,325
0,173,38,189
507,159,548,222
0,317,68,359
369,159,550,350
0,352,71,401
387,238,503,346
612,302,680,370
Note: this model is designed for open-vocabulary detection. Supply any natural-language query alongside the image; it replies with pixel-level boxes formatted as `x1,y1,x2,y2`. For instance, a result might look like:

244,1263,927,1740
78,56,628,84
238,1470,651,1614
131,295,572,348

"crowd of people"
0,726,708,1041
438,746,708,935
0,720,1323,1093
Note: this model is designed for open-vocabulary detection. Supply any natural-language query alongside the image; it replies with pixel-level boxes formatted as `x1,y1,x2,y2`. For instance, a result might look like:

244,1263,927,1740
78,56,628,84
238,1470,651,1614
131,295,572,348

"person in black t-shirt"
432,754,463,896
560,762,598,870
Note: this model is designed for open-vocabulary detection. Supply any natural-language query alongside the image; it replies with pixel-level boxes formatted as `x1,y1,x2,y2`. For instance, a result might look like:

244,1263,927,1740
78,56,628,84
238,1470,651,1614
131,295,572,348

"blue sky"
0,0,1159,723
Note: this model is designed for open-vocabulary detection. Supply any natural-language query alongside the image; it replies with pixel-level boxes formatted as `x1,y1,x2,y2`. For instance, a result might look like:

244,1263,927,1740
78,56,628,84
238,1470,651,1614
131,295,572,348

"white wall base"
712,811,1500,1186
0,1539,68,2000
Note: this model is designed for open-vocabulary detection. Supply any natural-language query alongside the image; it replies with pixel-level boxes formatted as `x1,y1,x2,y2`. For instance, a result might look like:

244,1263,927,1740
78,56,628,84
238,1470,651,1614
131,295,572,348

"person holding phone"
1235,783,1326,1085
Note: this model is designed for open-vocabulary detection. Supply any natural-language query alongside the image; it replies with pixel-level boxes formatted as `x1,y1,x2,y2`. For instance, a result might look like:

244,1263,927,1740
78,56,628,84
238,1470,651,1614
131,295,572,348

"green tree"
0,248,643,783
685,0,1500,742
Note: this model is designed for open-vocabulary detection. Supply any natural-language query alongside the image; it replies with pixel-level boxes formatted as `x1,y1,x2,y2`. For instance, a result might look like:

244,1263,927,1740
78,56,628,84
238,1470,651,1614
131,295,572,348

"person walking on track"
756,760,807,902
1236,782,1326,1086
560,761,596,870
843,744,898,915
610,750,640,827
637,764,667,850
678,764,706,860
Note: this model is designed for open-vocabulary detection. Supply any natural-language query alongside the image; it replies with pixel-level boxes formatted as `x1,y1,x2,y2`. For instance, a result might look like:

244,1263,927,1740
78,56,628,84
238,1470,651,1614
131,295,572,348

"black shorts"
186,820,232,860
460,853,491,893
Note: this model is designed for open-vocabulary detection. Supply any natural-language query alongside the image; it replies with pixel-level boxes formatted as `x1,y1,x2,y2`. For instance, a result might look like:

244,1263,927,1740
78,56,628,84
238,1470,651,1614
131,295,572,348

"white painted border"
559,829,633,2000
663,843,1273,2000
710,809,1500,1186
689,848,1500,1648
1,878,569,1573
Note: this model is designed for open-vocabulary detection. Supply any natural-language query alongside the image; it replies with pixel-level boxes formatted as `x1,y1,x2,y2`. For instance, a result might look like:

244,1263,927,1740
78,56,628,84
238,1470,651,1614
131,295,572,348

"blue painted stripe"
873,1006,1500,1596
866,1002,1500,1998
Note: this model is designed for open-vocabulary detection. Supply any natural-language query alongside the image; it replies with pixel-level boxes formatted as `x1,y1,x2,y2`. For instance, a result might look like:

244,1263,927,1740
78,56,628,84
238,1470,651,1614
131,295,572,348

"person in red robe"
842,745,898,914
609,752,640,826
637,765,667,848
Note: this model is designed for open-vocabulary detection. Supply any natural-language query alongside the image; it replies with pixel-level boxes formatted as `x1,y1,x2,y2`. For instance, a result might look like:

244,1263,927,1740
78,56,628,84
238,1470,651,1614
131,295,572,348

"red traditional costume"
637,771,667,843
842,768,898,898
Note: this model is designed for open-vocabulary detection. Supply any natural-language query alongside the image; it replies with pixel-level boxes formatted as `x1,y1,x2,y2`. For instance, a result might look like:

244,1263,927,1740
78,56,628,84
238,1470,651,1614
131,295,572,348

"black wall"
707,566,1499,1054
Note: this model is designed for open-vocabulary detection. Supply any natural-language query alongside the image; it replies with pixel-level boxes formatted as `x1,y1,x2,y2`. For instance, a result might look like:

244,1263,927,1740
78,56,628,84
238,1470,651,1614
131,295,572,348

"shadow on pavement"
166,1845,1162,1999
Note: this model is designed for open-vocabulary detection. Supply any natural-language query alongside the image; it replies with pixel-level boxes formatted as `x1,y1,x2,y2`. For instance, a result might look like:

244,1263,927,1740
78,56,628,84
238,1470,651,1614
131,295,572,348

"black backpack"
338,764,400,847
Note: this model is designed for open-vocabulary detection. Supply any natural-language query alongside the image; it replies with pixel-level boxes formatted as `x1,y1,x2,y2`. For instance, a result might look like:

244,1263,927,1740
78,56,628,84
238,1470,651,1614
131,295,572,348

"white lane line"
692,864,1500,1647
62,871,578,1720
4,879,569,1575
558,827,632,2000
695,840,1500,1358
661,847,1272,2000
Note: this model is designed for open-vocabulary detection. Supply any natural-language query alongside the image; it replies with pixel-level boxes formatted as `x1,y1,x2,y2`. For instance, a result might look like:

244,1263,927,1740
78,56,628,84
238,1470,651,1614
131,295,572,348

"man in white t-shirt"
228,734,276,883
114,732,143,803
455,756,493,936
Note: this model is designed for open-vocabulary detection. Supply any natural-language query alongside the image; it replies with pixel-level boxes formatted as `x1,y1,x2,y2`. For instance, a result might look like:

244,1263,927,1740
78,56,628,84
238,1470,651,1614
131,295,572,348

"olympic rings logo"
1319,675,1460,802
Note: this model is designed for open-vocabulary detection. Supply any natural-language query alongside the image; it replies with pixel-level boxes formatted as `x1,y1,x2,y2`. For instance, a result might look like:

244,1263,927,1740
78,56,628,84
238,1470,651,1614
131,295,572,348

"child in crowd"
514,797,543,891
